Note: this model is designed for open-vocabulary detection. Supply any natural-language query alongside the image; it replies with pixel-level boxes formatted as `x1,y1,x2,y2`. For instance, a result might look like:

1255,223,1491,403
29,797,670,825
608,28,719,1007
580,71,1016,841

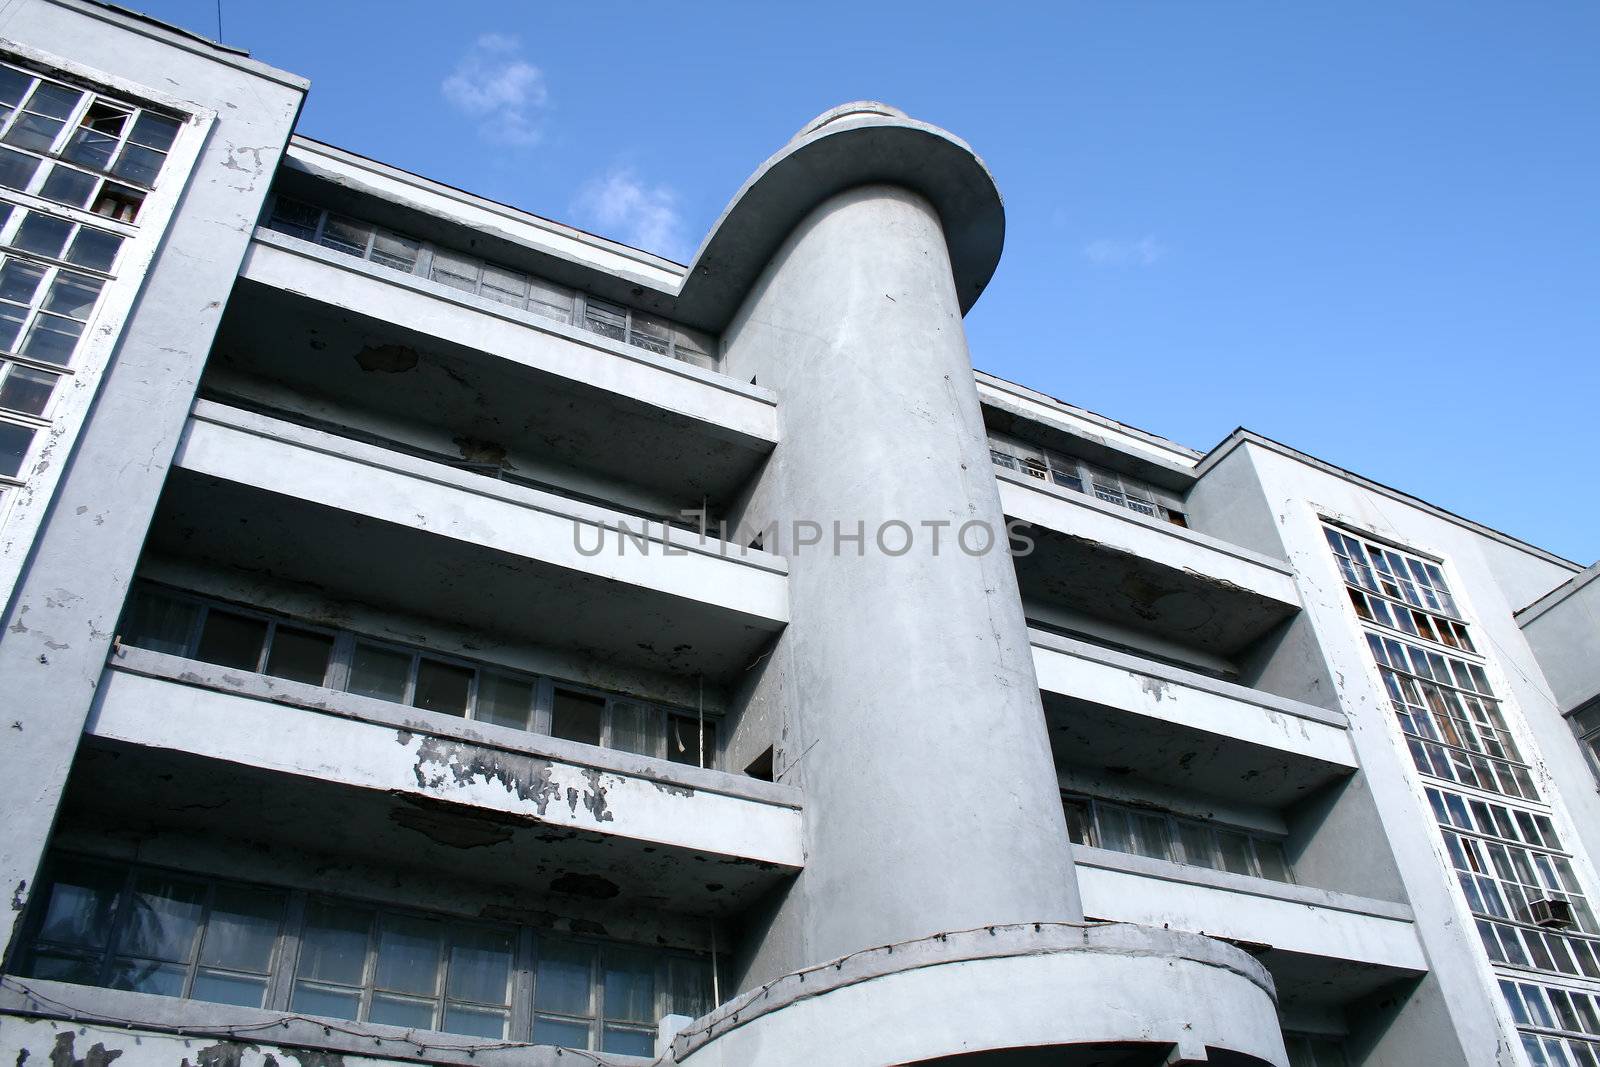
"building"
0,2,1596,1064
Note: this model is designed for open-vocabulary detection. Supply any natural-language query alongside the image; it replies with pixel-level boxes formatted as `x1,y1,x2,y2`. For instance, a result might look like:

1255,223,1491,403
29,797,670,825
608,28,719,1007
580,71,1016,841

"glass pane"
291,982,361,1021
374,914,442,995
194,609,268,671
40,165,97,209
129,112,180,151
609,699,660,757
110,143,164,187
0,364,56,416
602,1027,655,1056
0,303,22,350
14,213,71,257
1216,830,1255,876
446,926,512,1005
63,125,120,169
0,260,45,304
191,969,268,1008
667,715,714,767
296,900,372,987
666,956,711,1019
534,941,595,1016
4,112,65,152
118,875,205,962
20,314,83,365
199,885,283,972
628,313,670,355
430,249,480,292
120,588,198,655
1062,799,1092,845
26,82,81,119
1177,822,1217,869
475,672,533,730
0,419,33,477
108,958,185,997
1096,807,1132,854
65,227,121,272
1130,813,1172,861
348,642,411,702
370,230,419,271
443,1004,507,1039
36,859,123,948
533,1015,592,1049
0,146,37,190
265,626,334,685
603,949,655,1023
318,214,370,257
44,273,103,319
27,950,101,985
1254,839,1292,882
0,67,31,106
370,993,436,1028
480,265,528,305
267,198,320,240
414,658,472,717
583,297,627,340
551,689,604,746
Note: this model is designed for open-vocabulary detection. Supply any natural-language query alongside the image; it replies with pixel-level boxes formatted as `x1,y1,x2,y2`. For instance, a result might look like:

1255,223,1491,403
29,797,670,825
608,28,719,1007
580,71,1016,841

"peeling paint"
48,1033,122,1067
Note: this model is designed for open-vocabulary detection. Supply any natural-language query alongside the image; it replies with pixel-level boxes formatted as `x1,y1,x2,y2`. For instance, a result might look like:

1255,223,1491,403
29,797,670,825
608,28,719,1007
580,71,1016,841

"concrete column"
725,181,1081,971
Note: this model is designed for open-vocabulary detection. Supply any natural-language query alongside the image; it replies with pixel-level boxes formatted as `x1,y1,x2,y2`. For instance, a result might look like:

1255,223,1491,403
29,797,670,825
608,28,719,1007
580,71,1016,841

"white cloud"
1082,235,1169,266
442,34,547,147
574,168,689,261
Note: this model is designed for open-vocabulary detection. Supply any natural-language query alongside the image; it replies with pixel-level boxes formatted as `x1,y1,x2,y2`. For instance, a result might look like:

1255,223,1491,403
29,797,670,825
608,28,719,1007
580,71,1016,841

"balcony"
222,230,778,513
1000,468,1301,657
1033,629,1355,806
158,400,787,679
1074,846,1426,1010
84,645,803,916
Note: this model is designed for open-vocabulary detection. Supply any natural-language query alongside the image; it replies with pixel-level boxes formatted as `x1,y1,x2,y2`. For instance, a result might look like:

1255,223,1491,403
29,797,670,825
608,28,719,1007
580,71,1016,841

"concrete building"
0,3,1595,1064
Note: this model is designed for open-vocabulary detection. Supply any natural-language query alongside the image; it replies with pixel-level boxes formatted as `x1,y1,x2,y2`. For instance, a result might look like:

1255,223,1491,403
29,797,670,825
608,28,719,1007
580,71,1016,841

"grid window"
22,857,285,1008
532,938,710,1054
1062,795,1291,883
1327,524,1600,1050
987,432,1186,526
291,904,514,1037
0,61,182,224
117,584,721,767
260,196,719,366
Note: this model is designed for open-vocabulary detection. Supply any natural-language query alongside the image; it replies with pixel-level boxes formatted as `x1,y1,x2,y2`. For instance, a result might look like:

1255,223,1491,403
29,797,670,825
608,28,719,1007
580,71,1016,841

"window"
21,856,285,1007
261,195,718,367
292,902,514,1037
0,60,181,223
1062,795,1291,882
118,584,720,767
1327,525,1600,1055
987,431,1186,525
20,855,714,1047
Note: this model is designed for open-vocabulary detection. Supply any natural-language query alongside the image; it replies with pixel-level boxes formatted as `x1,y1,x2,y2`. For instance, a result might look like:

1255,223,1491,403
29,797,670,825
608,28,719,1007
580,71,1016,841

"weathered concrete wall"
718,178,1080,983
0,0,305,963
1519,562,1600,715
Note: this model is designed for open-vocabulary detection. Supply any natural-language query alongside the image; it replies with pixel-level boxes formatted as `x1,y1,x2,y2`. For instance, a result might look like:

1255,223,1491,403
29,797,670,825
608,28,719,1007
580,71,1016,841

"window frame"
1061,793,1292,883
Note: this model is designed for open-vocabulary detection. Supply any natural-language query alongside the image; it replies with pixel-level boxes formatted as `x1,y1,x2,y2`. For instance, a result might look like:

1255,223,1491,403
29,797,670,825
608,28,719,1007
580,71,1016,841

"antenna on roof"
215,0,223,41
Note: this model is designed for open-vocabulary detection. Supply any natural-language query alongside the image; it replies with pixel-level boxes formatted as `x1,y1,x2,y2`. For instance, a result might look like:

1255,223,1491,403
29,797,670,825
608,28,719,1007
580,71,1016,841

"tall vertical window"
0,57,177,506
1327,526,1600,1063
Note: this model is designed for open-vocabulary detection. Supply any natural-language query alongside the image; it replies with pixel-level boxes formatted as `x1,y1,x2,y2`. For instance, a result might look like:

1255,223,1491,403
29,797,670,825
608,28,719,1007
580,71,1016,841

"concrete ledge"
665,922,1285,1067
176,400,790,626
0,978,645,1067
1000,467,1296,581
108,645,801,809
1031,628,1347,730
1075,848,1427,997
241,231,779,444
1074,847,1413,923
90,653,805,869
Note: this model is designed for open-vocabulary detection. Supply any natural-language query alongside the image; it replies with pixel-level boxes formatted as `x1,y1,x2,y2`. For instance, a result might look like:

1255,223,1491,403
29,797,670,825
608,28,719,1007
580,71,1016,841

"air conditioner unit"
1525,898,1575,929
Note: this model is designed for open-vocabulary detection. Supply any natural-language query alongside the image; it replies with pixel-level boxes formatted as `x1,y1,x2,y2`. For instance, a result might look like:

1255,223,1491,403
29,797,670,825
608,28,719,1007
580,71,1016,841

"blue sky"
140,1,1598,564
